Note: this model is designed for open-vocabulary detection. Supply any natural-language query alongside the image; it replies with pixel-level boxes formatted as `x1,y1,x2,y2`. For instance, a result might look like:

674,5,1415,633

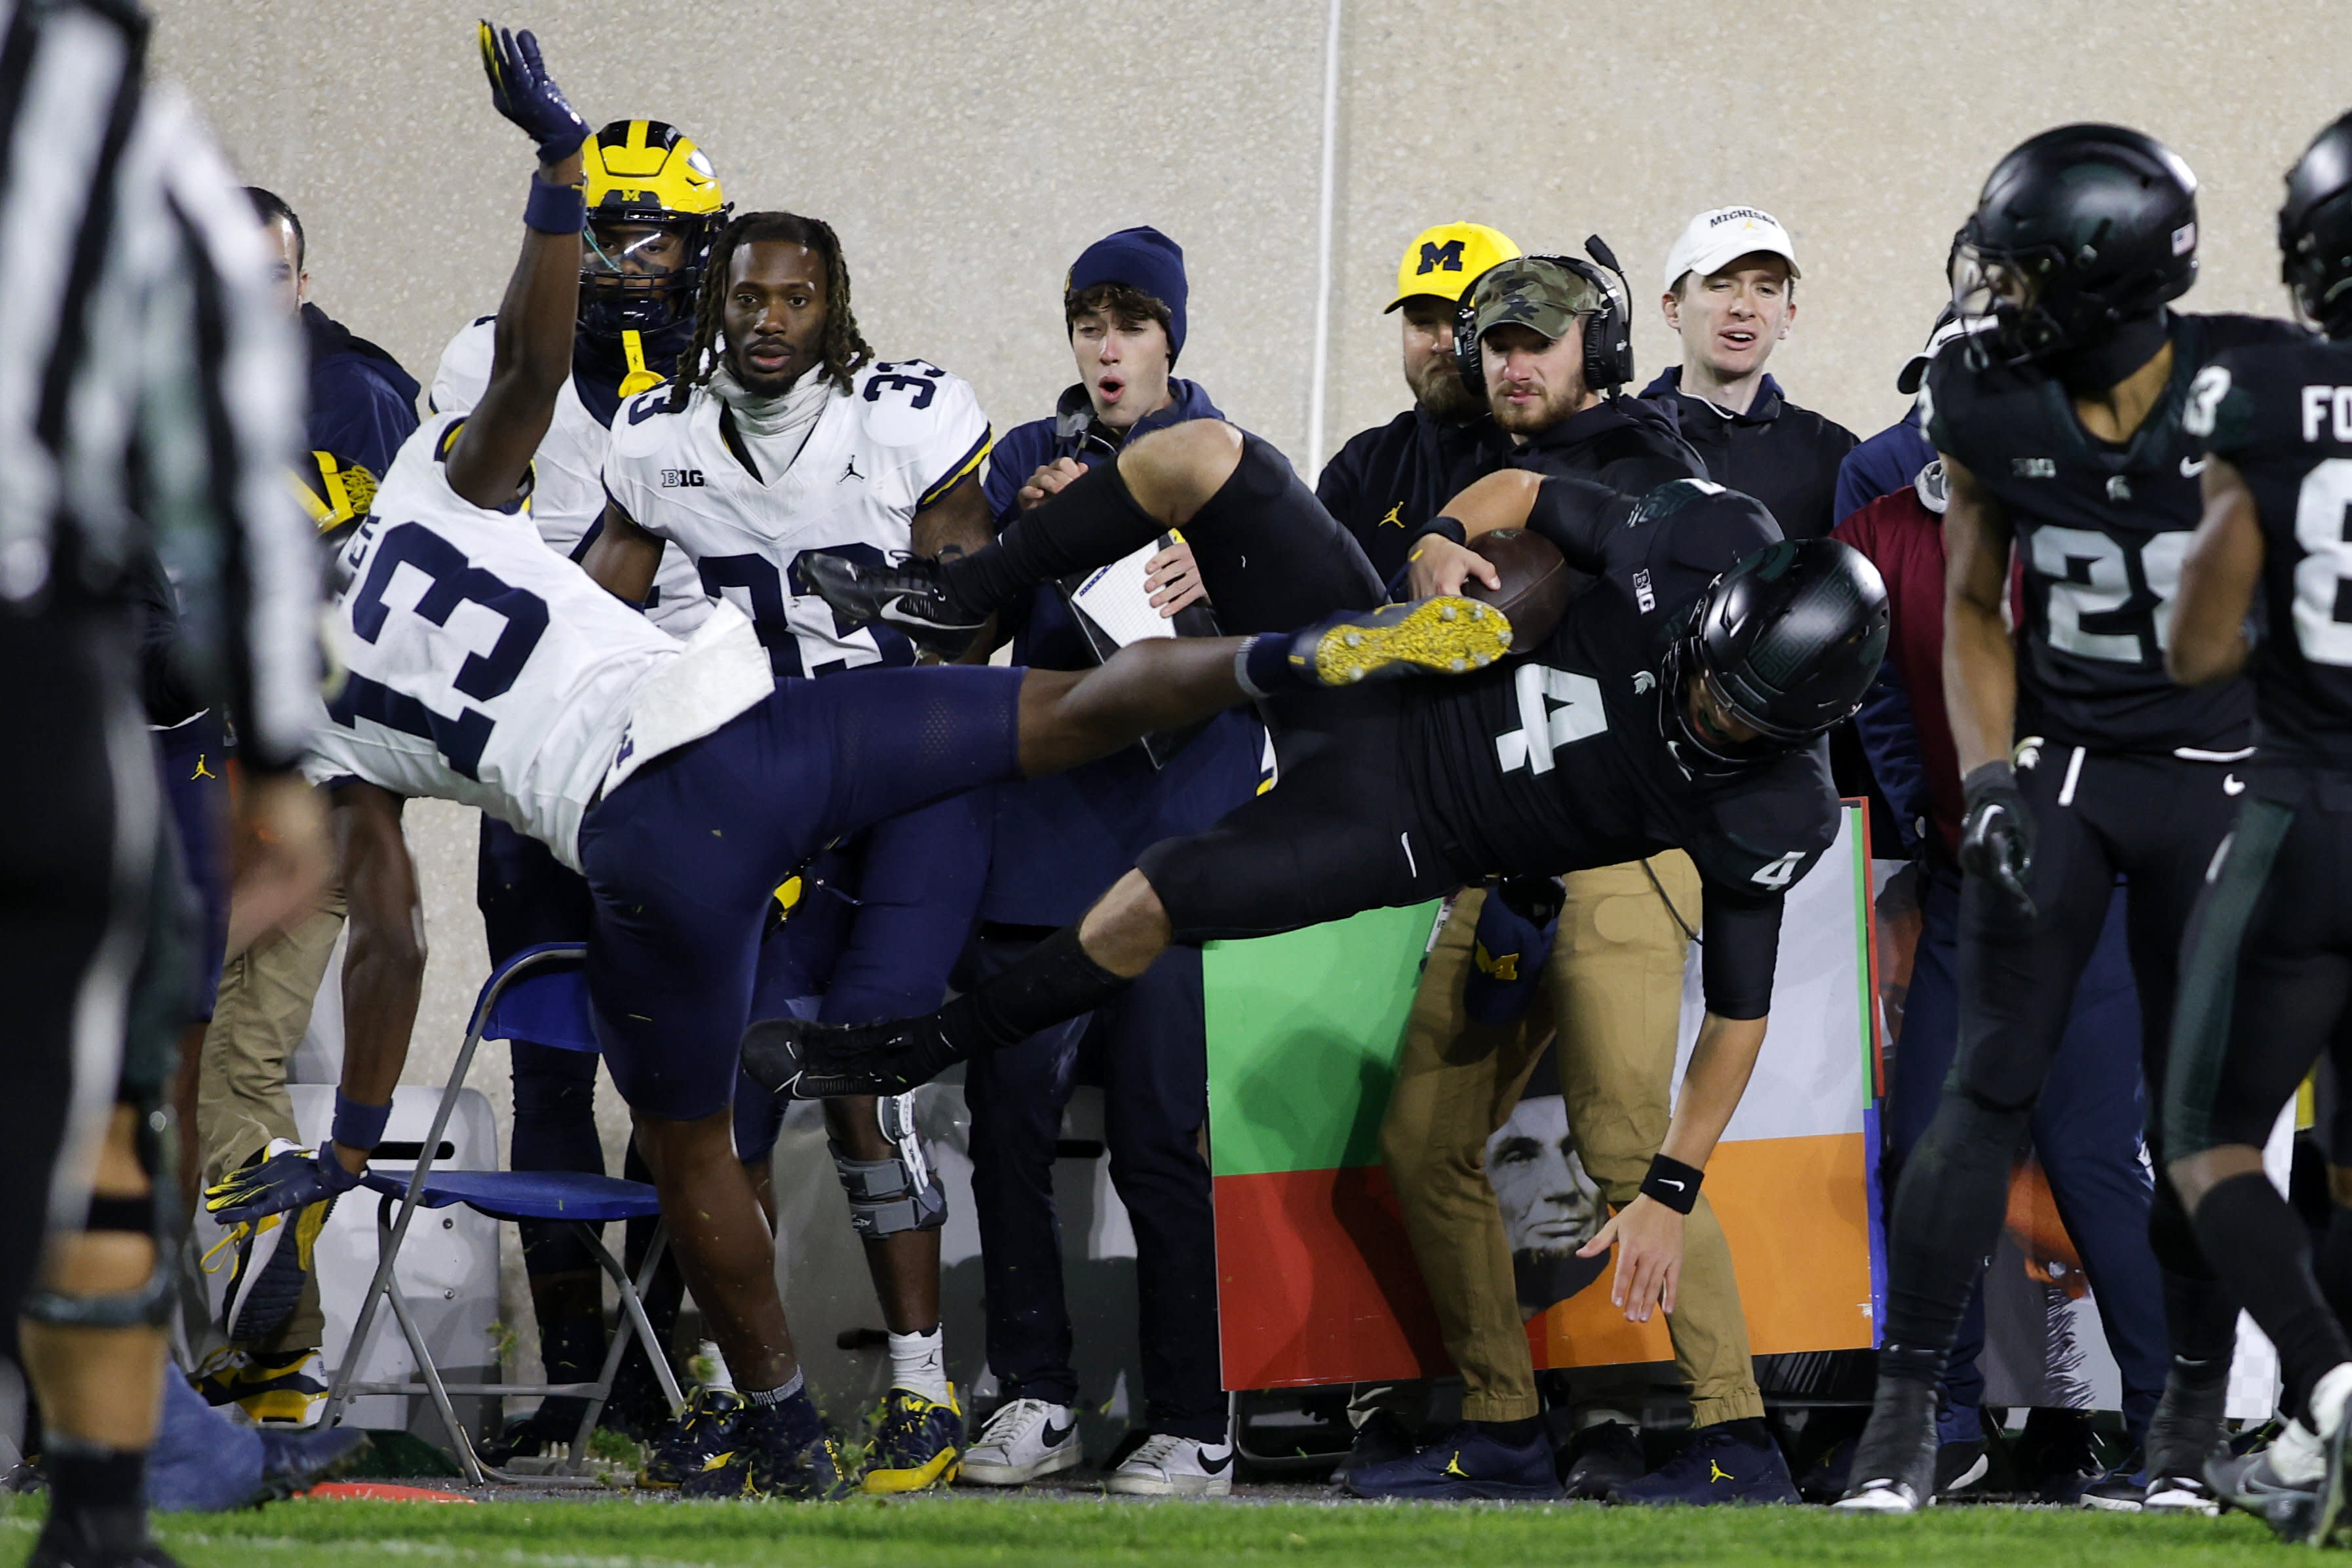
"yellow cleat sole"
1309,596,1514,686
862,1447,963,1494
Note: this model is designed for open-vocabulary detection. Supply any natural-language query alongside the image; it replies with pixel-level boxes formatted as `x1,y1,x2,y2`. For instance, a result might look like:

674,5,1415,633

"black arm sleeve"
1697,887,1784,1020
1522,475,1638,574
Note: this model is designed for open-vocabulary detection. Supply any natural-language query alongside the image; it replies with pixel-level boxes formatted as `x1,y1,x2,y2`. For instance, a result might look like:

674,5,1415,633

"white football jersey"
303,413,767,871
431,316,714,636
602,358,990,677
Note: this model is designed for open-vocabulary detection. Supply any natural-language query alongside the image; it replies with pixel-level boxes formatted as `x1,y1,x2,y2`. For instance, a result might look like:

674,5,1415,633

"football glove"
478,20,588,163
204,1141,364,1228
1958,761,2037,921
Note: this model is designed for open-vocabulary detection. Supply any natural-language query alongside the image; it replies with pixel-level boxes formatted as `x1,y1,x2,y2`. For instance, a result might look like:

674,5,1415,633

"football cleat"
2208,1430,2323,1543
741,1012,961,1101
1834,1376,1938,1514
1106,1433,1236,1498
2140,1362,2228,1516
638,1386,746,1489
24,1506,182,1568
191,1348,330,1429
677,1404,855,1501
1289,597,1513,687
959,1398,1083,1487
796,551,986,659
205,1139,337,1344
1560,1419,1646,1501
861,1386,964,1494
1611,1419,1801,1506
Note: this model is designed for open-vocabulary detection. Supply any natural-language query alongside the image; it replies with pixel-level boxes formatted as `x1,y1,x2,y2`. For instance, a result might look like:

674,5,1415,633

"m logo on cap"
1417,239,1466,276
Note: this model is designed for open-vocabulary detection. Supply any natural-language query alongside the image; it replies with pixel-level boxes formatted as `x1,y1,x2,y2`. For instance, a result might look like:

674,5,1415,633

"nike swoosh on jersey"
2224,774,2246,795
2181,455,2209,477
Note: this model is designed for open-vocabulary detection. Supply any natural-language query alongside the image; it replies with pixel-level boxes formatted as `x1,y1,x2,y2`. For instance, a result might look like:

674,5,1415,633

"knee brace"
22,1166,173,1329
832,1093,946,1239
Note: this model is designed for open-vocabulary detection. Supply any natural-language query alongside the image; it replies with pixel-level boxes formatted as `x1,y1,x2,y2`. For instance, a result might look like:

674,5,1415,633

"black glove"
478,20,589,163
1958,761,2037,920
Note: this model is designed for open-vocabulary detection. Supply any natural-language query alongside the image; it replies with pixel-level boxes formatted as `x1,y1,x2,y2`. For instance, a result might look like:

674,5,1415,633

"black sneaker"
2143,1364,2228,1516
1933,1439,1991,1499
638,1386,746,1489
680,1404,857,1501
741,1012,961,1101
1611,1419,1800,1506
1288,598,1514,687
1834,1377,1938,1514
1338,1410,1418,1481
2010,1407,2102,1505
1561,1421,1646,1500
2078,1451,2148,1512
26,1506,182,1568
796,552,985,659
1342,1423,1561,1501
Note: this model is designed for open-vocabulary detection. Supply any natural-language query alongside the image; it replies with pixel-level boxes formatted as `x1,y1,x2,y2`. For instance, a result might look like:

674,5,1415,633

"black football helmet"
2282,110,2352,338
1661,529,1889,776
1950,123,2199,370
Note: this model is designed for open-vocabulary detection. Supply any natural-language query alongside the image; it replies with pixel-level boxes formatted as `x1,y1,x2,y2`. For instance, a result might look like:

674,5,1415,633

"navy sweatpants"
1889,866,2166,1440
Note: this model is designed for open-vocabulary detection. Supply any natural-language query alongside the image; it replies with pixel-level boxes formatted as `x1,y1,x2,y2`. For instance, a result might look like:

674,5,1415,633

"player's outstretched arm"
2168,457,2264,687
1938,452,2017,777
201,780,423,1227
444,22,590,511
1578,1008,1769,1324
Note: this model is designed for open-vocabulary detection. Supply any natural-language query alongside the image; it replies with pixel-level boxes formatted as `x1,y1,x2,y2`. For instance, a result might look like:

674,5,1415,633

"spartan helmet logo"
1417,238,1467,276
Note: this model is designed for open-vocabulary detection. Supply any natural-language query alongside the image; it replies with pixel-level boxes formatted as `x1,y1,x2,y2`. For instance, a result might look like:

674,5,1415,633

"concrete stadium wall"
148,0,2352,1402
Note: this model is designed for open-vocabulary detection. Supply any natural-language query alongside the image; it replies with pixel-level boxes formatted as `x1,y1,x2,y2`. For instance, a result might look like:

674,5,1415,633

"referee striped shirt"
0,0,317,770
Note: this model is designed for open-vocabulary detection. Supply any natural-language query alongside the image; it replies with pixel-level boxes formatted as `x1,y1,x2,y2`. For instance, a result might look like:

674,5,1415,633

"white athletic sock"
697,1339,736,1394
2273,1418,2326,1485
2312,1361,2352,1442
889,1326,951,1404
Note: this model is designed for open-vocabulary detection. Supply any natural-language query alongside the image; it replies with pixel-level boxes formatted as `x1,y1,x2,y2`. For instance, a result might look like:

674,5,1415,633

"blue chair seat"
360,1168,663,1225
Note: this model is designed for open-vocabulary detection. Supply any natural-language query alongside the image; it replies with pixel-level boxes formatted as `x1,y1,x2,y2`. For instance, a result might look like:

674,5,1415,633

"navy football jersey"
1406,480,1841,1012
1927,313,2302,754
2189,335,2352,773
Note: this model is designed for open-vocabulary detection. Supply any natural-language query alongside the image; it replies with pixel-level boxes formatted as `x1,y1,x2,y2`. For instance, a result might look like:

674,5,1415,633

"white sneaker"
958,1398,1082,1486
1106,1433,1235,1497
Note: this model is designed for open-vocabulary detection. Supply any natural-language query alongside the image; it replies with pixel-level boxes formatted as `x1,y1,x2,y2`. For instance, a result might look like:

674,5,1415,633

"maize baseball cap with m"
1386,221,1520,311
1469,256,1608,345
1662,206,1803,296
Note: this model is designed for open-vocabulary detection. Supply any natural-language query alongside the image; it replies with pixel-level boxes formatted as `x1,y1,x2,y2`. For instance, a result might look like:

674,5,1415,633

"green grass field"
0,1493,2317,1568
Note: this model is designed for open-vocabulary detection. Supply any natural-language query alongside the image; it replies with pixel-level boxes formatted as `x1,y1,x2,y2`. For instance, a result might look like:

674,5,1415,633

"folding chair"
319,942,685,1485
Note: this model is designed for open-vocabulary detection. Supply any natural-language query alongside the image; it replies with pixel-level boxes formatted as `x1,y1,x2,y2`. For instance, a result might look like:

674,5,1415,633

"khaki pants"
1379,856,1762,1425
195,887,347,1354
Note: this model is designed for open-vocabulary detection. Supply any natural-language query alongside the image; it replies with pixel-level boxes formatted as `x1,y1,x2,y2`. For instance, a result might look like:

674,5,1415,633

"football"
1461,529,1579,652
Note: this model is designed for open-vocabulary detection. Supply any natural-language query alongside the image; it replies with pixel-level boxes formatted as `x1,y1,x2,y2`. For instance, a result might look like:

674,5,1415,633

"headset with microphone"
1454,234,1636,400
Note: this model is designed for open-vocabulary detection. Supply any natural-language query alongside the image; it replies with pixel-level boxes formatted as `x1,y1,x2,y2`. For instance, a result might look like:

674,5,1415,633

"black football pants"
1882,742,2243,1369
0,609,155,1328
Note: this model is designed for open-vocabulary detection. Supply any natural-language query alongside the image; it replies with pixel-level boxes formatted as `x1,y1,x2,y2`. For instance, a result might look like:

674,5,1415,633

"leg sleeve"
1377,889,1549,1424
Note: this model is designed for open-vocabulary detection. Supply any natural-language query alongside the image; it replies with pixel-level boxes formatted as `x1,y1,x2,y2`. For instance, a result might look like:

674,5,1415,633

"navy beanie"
1067,226,1188,361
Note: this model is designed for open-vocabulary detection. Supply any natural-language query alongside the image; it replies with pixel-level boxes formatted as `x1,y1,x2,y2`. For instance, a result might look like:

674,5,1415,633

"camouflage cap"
1471,257,1606,344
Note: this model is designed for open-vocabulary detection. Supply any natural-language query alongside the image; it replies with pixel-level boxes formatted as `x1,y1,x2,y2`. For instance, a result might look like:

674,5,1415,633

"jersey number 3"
330,522,550,780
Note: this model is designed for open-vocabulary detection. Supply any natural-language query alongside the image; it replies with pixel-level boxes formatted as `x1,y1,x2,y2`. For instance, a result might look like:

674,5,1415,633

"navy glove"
478,20,588,163
1463,876,1564,1027
1959,761,2037,921
203,1141,363,1227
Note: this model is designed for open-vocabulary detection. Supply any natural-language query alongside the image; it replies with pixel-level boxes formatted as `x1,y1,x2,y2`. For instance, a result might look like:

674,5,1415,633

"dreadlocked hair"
669,210,873,411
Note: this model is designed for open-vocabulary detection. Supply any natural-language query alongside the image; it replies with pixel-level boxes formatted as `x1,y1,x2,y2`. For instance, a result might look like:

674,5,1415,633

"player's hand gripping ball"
478,19,588,163
1459,529,1580,652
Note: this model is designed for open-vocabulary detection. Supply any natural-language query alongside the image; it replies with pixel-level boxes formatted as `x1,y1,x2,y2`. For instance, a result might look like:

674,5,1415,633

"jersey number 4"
2295,459,2352,667
1495,664,1607,774
329,522,550,780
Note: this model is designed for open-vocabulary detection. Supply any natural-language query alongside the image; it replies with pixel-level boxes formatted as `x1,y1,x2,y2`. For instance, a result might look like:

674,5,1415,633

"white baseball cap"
1662,206,1802,297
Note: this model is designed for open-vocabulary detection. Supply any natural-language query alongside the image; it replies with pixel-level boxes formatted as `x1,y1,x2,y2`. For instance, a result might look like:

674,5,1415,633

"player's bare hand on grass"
1146,541,1206,615
1406,535,1499,600
1580,1193,1682,1322
1018,457,1087,511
